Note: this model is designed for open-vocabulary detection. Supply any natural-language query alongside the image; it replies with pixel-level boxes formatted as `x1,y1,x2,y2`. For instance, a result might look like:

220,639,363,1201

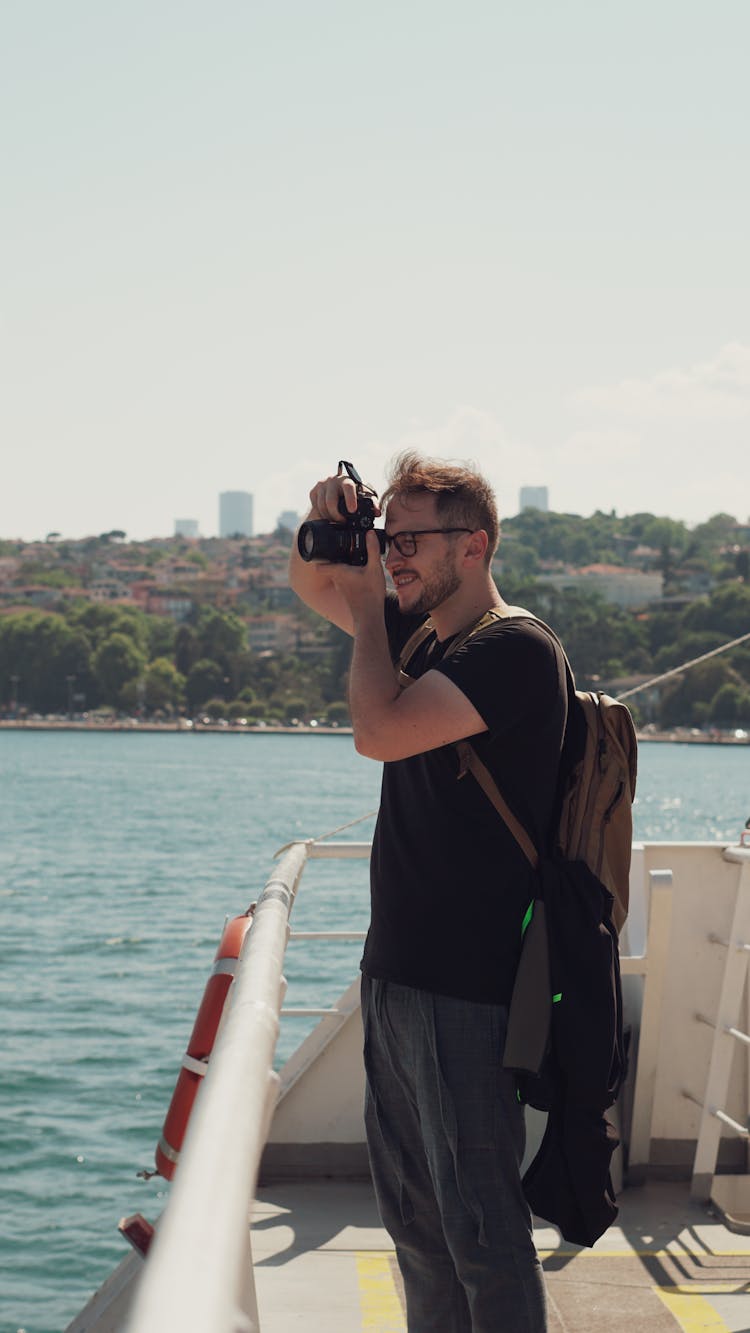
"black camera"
297,461,386,566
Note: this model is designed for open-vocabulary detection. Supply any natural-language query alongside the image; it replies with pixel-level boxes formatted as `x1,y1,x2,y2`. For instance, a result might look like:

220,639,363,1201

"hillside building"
538,564,663,609
219,492,254,538
519,486,549,512
277,510,300,534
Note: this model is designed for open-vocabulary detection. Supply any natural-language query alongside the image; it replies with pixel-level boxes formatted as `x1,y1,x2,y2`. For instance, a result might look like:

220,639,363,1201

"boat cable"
614,628,750,702
274,807,379,855
311,808,379,841
296,631,750,847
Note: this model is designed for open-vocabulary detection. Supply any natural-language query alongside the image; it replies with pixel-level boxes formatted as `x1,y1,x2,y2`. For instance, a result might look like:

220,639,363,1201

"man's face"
384,493,464,616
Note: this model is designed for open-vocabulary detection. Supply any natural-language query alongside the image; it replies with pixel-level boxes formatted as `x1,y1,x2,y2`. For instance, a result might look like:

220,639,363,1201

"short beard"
406,550,461,616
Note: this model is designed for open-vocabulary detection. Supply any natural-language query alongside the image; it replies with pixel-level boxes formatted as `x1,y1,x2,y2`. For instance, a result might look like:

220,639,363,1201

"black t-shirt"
361,595,568,1005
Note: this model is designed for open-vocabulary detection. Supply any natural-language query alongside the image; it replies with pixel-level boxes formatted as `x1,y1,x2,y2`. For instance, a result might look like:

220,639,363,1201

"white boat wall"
263,841,750,1184
66,838,750,1333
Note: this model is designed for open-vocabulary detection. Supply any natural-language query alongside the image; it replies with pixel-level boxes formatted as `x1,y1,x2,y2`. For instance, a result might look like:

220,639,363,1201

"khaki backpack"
397,609,637,932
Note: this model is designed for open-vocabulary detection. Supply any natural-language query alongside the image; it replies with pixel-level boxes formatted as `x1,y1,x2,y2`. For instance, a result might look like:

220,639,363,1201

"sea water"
1,731,749,1333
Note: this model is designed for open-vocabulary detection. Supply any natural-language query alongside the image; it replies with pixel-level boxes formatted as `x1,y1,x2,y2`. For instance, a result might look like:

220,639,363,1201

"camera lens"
297,520,346,563
297,512,385,564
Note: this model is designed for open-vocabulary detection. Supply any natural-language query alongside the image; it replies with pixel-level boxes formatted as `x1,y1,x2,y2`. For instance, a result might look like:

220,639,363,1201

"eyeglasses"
384,528,473,557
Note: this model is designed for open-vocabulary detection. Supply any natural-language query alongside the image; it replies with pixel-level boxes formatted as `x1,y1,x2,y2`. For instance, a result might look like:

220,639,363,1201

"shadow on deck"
251,1178,750,1332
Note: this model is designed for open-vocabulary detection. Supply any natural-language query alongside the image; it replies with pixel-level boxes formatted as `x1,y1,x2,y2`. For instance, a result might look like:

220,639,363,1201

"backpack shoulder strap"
396,618,436,688
397,607,542,869
396,606,506,687
451,609,561,869
456,741,540,870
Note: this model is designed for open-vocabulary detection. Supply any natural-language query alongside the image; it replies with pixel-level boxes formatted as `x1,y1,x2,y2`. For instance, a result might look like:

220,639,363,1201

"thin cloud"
395,406,508,460
571,342,750,421
558,344,750,522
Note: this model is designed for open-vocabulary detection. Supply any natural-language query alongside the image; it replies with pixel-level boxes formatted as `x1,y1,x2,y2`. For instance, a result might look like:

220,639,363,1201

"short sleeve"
434,619,563,738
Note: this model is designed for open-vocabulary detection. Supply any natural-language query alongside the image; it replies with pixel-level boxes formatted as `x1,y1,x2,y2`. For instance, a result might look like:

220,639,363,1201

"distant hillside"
497,509,750,591
0,513,748,729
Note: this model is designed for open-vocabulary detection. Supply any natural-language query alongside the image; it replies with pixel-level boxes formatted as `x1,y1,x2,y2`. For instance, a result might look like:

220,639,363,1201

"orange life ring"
154,909,255,1180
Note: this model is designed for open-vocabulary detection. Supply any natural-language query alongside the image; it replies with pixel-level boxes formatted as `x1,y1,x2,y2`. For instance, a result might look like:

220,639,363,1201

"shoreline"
0,719,748,744
0,718,351,735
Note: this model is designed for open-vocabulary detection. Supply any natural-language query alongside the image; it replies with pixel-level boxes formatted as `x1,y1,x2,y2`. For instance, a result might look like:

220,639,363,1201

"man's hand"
289,469,381,634
308,470,379,522
340,529,487,762
327,530,387,624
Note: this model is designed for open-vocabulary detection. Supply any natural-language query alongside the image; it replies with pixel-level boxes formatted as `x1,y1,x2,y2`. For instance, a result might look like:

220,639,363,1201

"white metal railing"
125,837,371,1333
619,868,674,1178
124,837,675,1331
126,839,313,1333
687,847,750,1199
281,843,369,1019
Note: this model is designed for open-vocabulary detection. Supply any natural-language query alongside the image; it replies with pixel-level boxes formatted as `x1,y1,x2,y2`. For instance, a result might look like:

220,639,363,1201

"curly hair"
381,450,499,562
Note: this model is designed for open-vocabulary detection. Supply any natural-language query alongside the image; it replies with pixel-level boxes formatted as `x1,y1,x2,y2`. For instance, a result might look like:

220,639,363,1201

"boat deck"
251,1178,750,1332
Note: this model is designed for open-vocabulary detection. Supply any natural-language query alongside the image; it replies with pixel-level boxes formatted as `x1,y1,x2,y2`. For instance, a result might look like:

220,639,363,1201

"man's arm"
288,471,366,635
348,613,488,761
329,532,487,762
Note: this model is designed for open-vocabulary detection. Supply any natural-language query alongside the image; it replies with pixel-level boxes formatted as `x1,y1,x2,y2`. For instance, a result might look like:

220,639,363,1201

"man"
289,452,567,1333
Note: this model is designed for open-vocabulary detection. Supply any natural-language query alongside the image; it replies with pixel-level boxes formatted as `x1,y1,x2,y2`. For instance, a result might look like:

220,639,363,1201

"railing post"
690,848,750,1201
626,869,674,1179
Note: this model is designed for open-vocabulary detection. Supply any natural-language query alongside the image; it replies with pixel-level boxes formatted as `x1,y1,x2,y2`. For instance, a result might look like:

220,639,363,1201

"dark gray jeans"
361,975,547,1333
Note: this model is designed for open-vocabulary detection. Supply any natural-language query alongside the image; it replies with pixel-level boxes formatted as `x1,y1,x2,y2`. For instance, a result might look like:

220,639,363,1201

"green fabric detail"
521,900,534,937
552,992,562,1003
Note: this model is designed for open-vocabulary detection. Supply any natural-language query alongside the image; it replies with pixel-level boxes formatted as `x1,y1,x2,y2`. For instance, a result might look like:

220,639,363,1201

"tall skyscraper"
219,491,254,538
519,486,549,513
174,518,199,538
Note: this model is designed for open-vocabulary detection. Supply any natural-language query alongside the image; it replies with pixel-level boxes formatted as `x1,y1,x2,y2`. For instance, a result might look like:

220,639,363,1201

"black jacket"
503,857,625,1247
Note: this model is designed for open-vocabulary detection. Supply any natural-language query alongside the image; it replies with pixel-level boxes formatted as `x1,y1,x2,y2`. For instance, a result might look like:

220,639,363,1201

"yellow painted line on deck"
353,1248,745,1331
656,1288,730,1330
538,1247,750,1259
671,1283,750,1294
356,1252,405,1332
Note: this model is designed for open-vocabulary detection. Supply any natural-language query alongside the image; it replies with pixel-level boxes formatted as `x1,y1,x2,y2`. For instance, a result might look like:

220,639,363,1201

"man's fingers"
308,474,359,520
366,530,383,561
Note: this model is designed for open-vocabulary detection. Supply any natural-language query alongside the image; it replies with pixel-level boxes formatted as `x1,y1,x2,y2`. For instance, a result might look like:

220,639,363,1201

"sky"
2,1,749,541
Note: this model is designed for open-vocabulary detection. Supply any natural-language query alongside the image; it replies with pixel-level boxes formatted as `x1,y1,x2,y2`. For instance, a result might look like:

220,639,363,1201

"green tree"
659,661,736,727
193,608,245,671
278,694,308,721
652,630,727,674
683,583,750,640
709,683,750,727
67,602,150,654
174,624,198,675
93,633,146,706
497,541,539,580
185,659,226,711
0,611,94,712
639,516,688,556
144,658,185,713
146,617,176,662
691,514,740,550
203,697,228,719
325,700,351,724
